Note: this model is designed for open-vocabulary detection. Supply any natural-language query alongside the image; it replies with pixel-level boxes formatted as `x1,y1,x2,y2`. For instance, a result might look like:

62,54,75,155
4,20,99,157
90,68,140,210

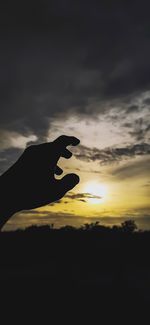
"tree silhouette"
121,220,137,233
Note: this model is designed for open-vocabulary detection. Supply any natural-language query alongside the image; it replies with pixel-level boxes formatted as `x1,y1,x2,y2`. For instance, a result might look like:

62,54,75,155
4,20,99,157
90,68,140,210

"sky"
0,0,150,230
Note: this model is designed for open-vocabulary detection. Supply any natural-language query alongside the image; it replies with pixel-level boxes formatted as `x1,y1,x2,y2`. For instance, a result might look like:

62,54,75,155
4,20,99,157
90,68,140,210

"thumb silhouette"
56,173,80,197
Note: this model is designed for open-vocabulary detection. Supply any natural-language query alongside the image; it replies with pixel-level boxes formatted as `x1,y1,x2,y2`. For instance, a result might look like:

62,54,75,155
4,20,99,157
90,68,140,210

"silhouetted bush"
121,220,137,233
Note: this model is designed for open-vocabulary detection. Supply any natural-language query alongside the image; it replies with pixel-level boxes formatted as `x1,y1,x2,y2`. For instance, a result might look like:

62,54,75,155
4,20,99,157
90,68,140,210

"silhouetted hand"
0,135,80,229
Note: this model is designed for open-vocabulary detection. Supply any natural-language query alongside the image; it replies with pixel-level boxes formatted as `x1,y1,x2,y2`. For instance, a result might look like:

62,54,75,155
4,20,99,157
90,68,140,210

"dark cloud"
122,118,150,141
0,0,150,138
0,148,23,174
129,126,150,142
143,98,150,105
65,192,102,201
126,105,139,114
74,143,150,164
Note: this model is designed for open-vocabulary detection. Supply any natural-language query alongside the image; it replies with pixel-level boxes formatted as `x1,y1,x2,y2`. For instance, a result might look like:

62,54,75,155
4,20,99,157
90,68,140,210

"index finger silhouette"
53,135,80,149
51,135,80,166
31,136,80,168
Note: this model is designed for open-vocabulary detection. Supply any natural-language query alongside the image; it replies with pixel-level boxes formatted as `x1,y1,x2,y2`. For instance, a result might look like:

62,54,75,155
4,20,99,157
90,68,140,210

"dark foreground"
0,222,150,322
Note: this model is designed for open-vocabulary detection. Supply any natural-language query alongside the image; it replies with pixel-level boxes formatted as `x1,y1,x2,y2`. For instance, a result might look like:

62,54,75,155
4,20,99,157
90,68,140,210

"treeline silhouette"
0,219,150,322
0,219,150,282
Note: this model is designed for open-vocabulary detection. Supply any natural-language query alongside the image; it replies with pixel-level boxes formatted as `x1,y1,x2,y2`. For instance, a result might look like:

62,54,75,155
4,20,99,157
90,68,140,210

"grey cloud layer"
1,141,149,175
122,118,150,142
74,143,150,164
0,148,23,174
1,0,150,138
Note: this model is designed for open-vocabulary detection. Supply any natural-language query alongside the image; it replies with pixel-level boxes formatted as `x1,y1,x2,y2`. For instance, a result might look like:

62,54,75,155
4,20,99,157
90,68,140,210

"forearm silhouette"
0,135,80,229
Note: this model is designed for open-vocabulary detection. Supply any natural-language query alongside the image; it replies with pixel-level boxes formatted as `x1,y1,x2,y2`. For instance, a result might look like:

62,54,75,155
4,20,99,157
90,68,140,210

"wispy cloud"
142,181,150,188
65,192,102,202
74,143,150,165
111,157,150,179
4,210,150,231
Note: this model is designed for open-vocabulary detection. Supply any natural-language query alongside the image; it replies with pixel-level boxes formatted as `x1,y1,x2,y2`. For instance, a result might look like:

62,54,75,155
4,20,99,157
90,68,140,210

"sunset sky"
0,0,150,230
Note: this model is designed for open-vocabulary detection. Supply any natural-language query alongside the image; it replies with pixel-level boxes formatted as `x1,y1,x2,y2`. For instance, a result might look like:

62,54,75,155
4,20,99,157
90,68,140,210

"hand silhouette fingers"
25,136,80,169
56,173,80,197
53,135,80,149
49,135,80,167
55,166,63,175
61,148,72,159
52,135,79,162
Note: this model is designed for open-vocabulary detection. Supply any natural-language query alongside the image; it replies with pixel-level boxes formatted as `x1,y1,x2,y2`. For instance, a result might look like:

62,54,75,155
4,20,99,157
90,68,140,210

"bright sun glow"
84,182,108,204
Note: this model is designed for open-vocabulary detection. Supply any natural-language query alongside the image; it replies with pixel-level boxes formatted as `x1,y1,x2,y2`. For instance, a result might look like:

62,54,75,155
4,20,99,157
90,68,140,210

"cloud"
66,167,102,174
111,157,150,179
142,181,150,188
122,117,150,141
126,105,139,114
143,97,150,105
65,192,102,202
0,148,23,174
74,143,150,164
0,130,37,151
3,210,78,231
3,209,150,231
0,0,150,140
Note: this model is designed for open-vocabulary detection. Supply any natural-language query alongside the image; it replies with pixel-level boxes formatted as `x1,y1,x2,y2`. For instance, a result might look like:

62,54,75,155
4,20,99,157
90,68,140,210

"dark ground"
0,222,150,323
